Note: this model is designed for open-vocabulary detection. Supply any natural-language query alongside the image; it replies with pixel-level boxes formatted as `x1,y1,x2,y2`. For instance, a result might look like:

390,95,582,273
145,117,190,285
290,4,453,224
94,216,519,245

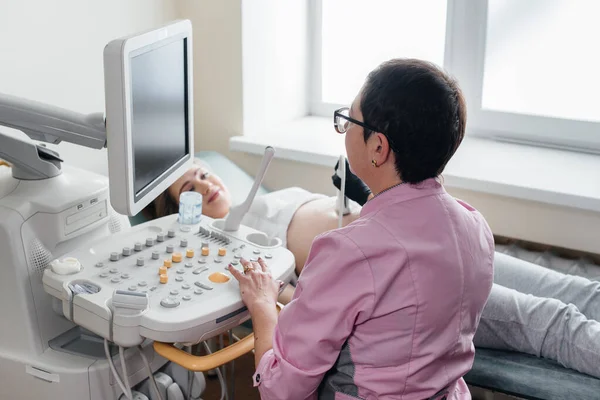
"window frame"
309,0,600,153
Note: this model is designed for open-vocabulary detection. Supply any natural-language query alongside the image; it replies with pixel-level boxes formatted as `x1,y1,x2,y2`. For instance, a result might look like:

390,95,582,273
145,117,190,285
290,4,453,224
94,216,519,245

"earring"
372,159,378,167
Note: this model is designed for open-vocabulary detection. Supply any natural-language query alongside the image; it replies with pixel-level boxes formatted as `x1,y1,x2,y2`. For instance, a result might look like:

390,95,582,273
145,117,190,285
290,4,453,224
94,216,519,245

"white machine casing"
104,19,194,216
0,165,167,400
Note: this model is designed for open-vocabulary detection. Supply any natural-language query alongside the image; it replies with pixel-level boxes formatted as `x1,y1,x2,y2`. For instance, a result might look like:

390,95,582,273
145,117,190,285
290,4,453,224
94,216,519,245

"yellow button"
208,272,230,283
164,259,172,268
159,274,168,284
172,252,182,263
201,247,209,256
186,249,194,258
218,248,226,257
159,266,167,275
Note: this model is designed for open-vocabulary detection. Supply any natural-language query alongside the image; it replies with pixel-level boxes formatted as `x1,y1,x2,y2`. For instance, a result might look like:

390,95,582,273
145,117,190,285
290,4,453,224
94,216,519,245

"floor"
203,351,260,400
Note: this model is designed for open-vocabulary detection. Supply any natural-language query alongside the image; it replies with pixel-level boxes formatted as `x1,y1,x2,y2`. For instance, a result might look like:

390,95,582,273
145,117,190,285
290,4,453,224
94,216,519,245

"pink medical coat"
254,178,494,399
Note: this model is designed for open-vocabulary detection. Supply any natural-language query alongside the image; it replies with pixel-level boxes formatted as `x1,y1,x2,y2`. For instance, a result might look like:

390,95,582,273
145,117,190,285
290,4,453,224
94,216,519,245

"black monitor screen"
130,38,189,199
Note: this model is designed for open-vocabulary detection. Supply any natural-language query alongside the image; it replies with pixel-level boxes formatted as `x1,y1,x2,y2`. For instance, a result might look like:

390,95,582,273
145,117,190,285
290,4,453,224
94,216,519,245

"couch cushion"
465,348,600,399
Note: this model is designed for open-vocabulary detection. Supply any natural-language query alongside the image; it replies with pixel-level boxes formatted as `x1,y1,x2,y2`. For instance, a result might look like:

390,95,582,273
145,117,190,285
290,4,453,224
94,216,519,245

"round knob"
157,233,166,242
265,253,273,259
49,257,82,275
201,247,209,256
218,248,227,257
176,269,185,275
159,266,167,275
183,295,192,301
160,297,179,308
164,259,172,268
185,262,193,268
110,252,120,262
186,249,194,258
180,239,188,248
146,238,155,247
95,262,104,268
253,249,261,255
122,247,132,256
175,276,184,282
152,251,160,260
166,245,174,254
136,257,145,266
168,229,176,238
172,252,183,263
159,274,168,284
134,243,143,252
111,277,121,283
170,289,179,295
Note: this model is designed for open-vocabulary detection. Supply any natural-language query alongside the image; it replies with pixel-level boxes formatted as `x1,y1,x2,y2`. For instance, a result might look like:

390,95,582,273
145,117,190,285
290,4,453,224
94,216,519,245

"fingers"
240,258,252,272
228,264,245,281
257,257,269,273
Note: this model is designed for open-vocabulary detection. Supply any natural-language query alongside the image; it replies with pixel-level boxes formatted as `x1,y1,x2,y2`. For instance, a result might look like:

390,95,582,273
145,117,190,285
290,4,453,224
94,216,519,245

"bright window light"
321,0,447,105
482,0,600,123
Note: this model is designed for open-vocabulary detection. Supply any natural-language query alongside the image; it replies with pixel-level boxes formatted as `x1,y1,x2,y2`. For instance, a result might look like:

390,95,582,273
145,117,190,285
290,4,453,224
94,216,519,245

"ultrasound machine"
0,20,295,400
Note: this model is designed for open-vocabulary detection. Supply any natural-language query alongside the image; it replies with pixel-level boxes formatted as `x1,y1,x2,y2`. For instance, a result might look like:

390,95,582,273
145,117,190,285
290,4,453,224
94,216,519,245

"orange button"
218,248,226,257
201,247,209,256
208,272,230,283
172,252,182,263
159,274,168,284
159,266,167,275
164,259,172,268
186,249,194,258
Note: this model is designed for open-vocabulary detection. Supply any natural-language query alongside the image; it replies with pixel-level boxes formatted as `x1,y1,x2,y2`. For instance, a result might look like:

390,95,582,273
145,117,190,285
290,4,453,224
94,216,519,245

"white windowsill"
230,116,600,214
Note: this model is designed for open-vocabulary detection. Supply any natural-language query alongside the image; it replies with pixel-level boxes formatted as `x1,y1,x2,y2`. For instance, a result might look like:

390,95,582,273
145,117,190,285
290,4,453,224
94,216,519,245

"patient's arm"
286,196,361,275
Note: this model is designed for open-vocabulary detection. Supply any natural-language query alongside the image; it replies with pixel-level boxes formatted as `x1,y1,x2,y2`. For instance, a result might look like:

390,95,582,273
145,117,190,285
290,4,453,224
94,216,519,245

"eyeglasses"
333,107,398,151
333,107,380,134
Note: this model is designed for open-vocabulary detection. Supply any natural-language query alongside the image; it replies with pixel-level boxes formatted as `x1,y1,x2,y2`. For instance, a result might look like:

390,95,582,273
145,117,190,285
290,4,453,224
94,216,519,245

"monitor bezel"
104,20,194,216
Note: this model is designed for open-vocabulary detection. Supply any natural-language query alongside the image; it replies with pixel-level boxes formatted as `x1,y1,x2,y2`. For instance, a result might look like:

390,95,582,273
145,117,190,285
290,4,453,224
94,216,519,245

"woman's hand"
228,258,282,313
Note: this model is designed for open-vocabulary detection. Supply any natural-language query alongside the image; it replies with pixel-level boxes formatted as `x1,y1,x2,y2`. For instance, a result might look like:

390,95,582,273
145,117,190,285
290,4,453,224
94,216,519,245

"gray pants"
474,252,600,378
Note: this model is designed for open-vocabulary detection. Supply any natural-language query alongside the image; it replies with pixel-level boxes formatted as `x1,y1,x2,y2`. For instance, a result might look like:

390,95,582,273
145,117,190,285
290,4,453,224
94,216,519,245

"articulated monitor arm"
0,92,106,179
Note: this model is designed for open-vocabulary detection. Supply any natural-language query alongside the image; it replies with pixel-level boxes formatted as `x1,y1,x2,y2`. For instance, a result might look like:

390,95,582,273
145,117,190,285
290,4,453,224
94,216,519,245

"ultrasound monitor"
104,20,194,216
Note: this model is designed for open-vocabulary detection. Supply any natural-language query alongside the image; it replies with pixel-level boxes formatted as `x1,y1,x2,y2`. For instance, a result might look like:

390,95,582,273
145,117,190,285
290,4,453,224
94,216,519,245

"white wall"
176,0,244,154
242,0,309,135
0,0,179,175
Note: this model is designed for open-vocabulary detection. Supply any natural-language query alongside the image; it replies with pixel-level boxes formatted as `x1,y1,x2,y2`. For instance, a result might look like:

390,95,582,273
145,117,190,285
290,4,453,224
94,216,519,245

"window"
311,0,600,152
483,0,600,123
319,0,447,107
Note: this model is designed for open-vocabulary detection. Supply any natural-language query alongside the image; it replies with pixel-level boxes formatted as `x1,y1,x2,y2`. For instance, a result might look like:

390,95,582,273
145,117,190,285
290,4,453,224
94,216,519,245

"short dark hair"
360,59,466,184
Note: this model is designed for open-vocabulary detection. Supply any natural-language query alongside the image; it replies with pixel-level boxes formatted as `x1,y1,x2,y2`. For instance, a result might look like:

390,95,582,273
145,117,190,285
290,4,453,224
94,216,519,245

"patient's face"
168,165,232,219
